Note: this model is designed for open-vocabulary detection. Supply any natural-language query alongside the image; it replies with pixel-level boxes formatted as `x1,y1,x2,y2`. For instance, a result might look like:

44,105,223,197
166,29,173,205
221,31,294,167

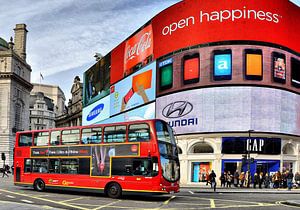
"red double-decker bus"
13,119,180,198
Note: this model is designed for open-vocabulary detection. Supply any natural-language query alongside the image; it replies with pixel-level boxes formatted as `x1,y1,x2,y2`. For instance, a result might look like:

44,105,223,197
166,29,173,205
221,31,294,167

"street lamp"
247,129,254,187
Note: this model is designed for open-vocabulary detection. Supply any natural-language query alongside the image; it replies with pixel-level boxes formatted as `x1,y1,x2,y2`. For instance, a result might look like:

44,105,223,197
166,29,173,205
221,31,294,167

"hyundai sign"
82,95,110,125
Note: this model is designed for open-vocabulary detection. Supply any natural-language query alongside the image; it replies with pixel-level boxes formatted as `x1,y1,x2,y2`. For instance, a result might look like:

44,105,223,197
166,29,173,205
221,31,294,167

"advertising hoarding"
152,0,300,59
213,50,232,80
99,102,155,125
291,57,300,87
82,95,110,126
124,24,153,77
156,87,300,135
272,52,286,83
110,62,156,116
83,54,111,107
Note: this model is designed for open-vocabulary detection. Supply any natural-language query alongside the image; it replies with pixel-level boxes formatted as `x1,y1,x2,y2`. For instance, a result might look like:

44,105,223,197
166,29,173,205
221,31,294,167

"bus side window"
81,128,102,144
62,129,80,145
24,159,32,173
32,159,48,173
104,125,126,143
19,133,33,147
33,131,49,146
50,131,61,145
128,123,150,142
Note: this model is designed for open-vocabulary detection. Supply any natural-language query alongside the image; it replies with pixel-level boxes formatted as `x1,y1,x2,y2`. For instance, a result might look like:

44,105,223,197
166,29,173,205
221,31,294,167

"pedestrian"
245,171,251,188
220,172,226,187
1,165,9,178
258,172,264,189
210,170,217,192
295,172,300,188
234,170,239,187
282,171,287,188
264,173,270,188
286,169,294,190
11,164,14,175
226,171,232,188
253,173,259,188
206,170,211,186
239,172,245,187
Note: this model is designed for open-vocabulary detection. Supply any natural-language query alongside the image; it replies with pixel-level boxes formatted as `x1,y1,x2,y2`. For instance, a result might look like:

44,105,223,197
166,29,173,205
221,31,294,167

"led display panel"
83,53,111,107
245,49,263,80
291,57,300,88
213,50,232,80
110,62,156,116
272,52,286,83
183,54,200,84
159,58,173,90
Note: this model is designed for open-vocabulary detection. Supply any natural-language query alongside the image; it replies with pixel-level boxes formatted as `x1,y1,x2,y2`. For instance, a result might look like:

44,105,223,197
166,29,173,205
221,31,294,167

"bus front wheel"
106,182,122,198
34,179,45,192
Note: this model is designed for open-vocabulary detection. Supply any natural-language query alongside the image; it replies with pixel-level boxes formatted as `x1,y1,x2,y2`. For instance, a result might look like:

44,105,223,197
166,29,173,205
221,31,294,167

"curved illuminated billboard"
110,0,300,84
156,86,300,136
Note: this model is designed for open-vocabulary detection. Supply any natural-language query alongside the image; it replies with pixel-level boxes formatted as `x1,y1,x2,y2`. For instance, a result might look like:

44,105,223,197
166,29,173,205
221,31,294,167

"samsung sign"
82,95,110,126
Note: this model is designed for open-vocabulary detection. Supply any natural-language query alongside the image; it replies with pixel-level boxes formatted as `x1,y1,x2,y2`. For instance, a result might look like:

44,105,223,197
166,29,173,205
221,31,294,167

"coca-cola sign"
124,24,153,75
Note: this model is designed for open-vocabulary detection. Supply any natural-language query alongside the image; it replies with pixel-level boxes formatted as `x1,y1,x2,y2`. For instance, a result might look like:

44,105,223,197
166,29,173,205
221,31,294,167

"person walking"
239,172,245,187
234,170,239,187
258,172,264,189
295,172,300,188
286,170,294,190
264,173,270,188
253,173,259,188
210,170,217,192
220,172,226,187
2,165,9,178
226,171,233,188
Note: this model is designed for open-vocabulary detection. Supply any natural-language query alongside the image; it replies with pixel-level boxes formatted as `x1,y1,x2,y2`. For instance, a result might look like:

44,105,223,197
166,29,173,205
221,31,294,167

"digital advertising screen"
159,58,173,90
82,95,110,126
83,53,111,107
156,86,300,135
183,54,200,84
110,62,156,116
124,24,153,77
272,52,286,83
213,50,232,80
245,49,263,80
99,102,155,125
291,57,300,88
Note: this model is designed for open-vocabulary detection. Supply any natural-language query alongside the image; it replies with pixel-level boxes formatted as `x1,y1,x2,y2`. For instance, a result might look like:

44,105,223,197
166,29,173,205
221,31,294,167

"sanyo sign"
162,6,282,36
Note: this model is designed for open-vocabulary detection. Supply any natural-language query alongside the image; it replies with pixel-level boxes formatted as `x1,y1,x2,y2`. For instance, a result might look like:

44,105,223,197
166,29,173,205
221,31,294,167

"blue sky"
0,0,179,100
0,0,298,101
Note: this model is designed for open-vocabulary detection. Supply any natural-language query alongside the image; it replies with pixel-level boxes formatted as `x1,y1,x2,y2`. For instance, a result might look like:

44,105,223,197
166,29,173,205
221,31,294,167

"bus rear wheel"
106,182,122,198
34,179,45,192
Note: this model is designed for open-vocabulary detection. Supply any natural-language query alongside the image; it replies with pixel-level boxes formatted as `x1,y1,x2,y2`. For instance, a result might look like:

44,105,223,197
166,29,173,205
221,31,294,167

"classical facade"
29,92,55,130
55,76,82,127
0,24,32,164
31,83,66,117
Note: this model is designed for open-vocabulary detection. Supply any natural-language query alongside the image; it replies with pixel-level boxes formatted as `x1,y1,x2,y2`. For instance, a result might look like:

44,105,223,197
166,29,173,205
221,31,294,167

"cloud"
0,0,180,84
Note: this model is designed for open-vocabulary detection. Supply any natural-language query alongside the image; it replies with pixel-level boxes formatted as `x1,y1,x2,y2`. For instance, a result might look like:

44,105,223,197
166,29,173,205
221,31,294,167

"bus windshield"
156,120,180,182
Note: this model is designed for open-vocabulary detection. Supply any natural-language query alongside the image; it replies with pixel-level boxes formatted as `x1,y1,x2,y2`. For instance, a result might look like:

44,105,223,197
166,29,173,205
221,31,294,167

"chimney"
14,24,28,60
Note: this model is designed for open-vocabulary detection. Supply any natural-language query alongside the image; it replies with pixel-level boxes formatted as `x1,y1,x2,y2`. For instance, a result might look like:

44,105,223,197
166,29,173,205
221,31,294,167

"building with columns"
0,24,32,165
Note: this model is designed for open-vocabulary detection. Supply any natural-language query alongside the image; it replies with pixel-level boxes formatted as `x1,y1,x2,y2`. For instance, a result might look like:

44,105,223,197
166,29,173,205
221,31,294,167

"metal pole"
247,130,254,188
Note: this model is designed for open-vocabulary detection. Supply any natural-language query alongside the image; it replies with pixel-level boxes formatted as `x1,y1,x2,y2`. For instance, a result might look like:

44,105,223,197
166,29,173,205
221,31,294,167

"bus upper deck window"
19,133,33,147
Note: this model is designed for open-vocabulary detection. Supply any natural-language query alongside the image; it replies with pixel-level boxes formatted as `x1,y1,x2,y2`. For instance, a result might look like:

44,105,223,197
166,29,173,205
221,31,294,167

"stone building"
29,92,55,130
55,76,82,127
31,83,66,117
0,24,32,164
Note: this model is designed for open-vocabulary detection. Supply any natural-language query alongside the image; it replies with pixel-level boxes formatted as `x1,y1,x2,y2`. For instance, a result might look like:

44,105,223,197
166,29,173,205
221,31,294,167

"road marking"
210,199,216,208
189,191,194,194
92,200,121,210
164,195,176,205
6,195,16,198
0,189,90,210
60,197,83,203
21,199,34,204
277,201,300,209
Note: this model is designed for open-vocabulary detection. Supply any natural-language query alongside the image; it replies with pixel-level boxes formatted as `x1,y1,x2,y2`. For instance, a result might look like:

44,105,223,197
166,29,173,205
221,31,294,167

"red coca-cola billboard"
110,0,299,84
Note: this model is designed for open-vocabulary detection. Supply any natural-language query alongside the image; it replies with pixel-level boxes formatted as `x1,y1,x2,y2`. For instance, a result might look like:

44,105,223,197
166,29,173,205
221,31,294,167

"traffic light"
1,152,6,161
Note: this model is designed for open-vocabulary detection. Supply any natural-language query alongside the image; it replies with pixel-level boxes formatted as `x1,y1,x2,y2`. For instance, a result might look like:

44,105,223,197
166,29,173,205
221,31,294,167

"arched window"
191,142,214,154
178,147,183,154
282,143,295,155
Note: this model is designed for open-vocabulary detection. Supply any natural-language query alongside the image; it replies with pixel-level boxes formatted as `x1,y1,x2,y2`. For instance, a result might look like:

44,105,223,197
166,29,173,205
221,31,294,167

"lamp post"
247,129,254,187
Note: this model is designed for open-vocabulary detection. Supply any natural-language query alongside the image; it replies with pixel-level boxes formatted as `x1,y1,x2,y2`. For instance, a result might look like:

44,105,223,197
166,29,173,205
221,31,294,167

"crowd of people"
217,170,300,190
0,165,12,178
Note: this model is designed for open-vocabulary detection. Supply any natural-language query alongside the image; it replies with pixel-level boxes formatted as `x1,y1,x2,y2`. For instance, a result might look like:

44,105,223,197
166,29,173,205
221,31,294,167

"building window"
15,103,22,131
191,143,214,153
